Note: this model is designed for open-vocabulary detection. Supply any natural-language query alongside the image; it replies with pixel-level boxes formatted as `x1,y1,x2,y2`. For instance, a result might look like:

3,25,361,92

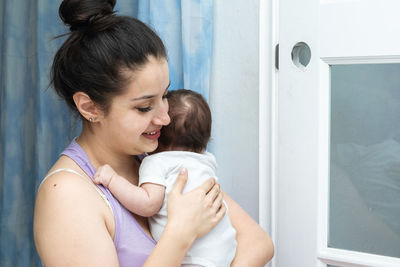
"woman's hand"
166,167,226,242
144,167,226,266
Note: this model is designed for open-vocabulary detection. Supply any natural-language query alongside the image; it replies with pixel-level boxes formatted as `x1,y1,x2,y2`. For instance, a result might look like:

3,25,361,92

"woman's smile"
142,130,161,140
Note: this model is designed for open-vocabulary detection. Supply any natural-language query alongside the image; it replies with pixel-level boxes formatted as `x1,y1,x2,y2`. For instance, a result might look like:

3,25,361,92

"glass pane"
329,64,400,258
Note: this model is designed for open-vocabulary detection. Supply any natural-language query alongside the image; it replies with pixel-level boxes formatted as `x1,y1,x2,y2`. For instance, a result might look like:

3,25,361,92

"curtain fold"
0,0,213,265
1,1,42,265
138,0,213,99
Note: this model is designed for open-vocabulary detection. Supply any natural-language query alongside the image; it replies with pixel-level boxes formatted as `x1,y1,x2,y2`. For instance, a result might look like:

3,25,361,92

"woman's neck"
76,128,139,185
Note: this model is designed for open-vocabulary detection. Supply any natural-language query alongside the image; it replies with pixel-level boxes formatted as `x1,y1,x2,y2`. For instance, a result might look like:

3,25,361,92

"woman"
33,0,274,266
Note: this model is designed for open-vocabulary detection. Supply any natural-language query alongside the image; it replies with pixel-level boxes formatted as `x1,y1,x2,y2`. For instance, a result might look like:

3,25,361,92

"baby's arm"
94,164,165,217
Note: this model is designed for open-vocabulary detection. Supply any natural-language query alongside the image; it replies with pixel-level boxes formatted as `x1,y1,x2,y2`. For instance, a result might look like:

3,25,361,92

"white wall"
209,0,260,221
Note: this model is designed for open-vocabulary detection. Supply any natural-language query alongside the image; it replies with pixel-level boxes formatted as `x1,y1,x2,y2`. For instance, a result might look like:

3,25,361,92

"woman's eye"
137,106,152,112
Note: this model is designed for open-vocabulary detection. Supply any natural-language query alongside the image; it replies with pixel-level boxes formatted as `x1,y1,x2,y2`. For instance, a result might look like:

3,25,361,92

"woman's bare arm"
34,173,119,267
225,193,274,266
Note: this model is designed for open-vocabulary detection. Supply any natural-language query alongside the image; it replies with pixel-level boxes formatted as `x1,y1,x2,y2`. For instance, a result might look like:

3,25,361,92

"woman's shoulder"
34,163,118,266
36,155,114,224
38,157,88,195
45,154,83,175
39,155,109,205
36,161,109,216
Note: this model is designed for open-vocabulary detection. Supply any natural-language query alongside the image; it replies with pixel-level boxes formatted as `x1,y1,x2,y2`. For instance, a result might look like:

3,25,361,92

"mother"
33,0,274,266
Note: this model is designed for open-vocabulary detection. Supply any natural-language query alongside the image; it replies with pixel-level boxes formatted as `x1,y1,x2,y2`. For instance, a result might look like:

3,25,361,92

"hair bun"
59,0,117,32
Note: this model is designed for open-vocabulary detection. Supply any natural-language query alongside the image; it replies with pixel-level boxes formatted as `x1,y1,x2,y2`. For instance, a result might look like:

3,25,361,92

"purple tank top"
61,139,156,267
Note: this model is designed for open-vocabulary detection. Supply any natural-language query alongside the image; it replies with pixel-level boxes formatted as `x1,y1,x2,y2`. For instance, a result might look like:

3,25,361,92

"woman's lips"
142,130,161,140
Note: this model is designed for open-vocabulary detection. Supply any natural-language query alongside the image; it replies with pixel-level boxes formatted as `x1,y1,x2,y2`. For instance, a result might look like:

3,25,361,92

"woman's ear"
73,92,102,122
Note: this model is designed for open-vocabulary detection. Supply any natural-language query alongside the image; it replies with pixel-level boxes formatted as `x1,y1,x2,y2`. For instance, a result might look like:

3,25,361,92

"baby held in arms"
94,89,237,267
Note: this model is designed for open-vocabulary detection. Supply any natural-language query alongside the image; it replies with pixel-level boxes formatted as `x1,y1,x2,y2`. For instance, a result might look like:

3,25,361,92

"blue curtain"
137,0,213,100
0,0,213,266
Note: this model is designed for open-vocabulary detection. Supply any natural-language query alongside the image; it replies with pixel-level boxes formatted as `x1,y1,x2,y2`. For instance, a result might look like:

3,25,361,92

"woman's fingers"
170,167,188,195
204,182,220,204
211,189,224,213
166,172,226,240
197,177,216,195
215,199,226,220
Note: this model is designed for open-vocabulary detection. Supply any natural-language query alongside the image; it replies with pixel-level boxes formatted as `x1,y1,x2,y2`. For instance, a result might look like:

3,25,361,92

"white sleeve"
138,155,167,187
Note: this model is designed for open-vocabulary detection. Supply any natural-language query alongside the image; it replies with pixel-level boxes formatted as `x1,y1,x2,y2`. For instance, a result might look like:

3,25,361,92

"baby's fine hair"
159,89,211,153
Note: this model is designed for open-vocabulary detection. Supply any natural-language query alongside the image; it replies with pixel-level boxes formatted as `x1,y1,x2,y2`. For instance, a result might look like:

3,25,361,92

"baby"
94,89,237,267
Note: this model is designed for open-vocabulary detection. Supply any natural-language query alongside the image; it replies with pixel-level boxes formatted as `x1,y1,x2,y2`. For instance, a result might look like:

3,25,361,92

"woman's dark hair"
51,0,167,115
159,89,212,153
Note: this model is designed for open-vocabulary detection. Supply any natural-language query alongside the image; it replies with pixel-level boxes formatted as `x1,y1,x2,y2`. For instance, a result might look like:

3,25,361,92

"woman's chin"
145,143,159,154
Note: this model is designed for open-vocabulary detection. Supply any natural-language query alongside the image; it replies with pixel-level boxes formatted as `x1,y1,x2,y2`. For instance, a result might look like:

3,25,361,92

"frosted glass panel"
329,64,400,258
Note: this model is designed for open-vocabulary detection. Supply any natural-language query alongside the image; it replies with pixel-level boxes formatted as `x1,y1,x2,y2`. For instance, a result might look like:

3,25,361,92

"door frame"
258,0,278,258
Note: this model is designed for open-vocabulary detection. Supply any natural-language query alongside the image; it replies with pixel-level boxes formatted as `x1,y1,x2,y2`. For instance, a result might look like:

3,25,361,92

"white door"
273,0,400,266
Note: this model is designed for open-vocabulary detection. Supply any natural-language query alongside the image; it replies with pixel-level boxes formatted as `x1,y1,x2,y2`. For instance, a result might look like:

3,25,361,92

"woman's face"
100,56,171,156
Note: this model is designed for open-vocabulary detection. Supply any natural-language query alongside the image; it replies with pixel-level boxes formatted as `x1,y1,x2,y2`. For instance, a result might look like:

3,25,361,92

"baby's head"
158,89,211,153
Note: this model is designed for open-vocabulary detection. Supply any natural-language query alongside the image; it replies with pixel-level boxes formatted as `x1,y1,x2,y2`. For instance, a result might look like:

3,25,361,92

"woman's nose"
153,102,170,126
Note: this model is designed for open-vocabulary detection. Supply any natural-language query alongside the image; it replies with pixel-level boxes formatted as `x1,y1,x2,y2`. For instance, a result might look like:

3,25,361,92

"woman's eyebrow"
131,81,171,101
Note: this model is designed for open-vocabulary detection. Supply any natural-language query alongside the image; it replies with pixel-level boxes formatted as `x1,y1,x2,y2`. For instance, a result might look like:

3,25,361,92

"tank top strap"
39,168,113,214
42,168,85,181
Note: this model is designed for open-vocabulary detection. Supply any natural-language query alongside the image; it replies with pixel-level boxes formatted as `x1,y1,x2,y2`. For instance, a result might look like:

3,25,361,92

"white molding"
270,0,278,264
258,0,269,232
318,247,400,267
317,60,331,265
321,56,400,65
259,0,278,266
270,0,278,265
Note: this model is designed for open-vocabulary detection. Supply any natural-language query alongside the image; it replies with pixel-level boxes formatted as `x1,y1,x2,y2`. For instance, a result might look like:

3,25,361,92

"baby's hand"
94,164,116,188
